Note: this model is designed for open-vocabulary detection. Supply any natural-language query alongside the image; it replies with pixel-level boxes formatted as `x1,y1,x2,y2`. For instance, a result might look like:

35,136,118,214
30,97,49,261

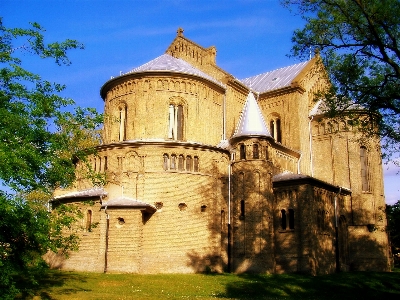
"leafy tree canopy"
0,18,103,298
0,18,103,192
283,0,400,161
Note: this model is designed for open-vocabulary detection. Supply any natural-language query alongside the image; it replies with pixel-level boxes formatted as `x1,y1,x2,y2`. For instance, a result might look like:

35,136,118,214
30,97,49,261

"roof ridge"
126,53,225,88
241,60,309,81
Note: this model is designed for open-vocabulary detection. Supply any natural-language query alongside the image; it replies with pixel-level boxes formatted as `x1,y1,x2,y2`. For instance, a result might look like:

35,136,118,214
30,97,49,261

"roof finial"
177,27,184,37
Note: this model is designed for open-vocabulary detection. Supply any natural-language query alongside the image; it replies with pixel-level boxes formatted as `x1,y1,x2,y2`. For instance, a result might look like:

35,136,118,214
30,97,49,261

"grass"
17,269,400,300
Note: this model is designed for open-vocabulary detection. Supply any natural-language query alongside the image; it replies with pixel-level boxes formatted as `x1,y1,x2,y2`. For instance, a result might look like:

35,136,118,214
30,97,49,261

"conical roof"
231,92,271,140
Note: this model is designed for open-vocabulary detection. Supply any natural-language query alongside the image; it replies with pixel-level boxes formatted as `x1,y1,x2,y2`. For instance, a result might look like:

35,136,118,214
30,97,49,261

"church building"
48,29,390,274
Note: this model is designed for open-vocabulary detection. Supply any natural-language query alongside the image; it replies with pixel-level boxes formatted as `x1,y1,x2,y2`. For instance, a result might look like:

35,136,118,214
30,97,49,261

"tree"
283,0,400,162
0,18,102,298
386,200,400,267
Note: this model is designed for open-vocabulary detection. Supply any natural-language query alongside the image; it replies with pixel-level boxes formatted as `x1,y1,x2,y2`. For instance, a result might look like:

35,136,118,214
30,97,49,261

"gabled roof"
231,92,271,140
239,61,309,94
126,54,225,88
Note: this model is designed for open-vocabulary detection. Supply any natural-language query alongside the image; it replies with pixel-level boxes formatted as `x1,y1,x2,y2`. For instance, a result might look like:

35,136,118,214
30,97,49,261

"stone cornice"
96,139,231,155
100,70,226,100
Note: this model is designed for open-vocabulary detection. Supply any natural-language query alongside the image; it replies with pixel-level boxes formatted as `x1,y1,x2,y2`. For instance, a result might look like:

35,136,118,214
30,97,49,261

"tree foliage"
386,200,400,267
283,0,400,161
0,18,103,298
0,18,103,192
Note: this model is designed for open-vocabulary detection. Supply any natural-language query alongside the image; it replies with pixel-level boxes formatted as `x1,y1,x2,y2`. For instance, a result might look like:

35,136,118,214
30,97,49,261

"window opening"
178,203,187,211
276,119,281,143
281,209,287,230
178,155,184,171
168,104,184,140
104,156,108,171
163,154,169,171
360,146,369,191
270,117,282,143
253,144,259,159
270,120,275,138
170,154,176,170
240,200,245,219
155,202,163,210
186,156,192,171
119,106,127,141
240,144,246,160
193,156,199,172
177,105,183,140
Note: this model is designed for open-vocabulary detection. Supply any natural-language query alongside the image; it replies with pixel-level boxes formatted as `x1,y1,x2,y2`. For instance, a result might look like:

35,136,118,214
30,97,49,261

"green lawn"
17,269,400,300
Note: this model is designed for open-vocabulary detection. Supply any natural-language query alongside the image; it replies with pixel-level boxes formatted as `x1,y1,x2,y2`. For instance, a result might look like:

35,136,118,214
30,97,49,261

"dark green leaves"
284,0,400,159
0,18,101,192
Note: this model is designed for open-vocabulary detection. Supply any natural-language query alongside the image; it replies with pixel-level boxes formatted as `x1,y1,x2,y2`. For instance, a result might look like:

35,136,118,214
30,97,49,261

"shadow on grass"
15,270,90,300
215,271,400,300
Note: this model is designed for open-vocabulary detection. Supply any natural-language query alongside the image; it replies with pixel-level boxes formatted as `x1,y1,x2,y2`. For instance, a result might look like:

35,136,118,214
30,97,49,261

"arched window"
281,209,287,230
178,155,184,171
176,105,183,140
360,146,369,191
168,104,184,140
240,144,246,160
163,154,169,171
253,144,259,159
186,155,192,171
270,116,282,143
193,156,199,172
104,156,108,171
170,154,176,170
276,119,281,143
270,120,275,138
118,105,127,141
240,200,245,218
265,146,269,160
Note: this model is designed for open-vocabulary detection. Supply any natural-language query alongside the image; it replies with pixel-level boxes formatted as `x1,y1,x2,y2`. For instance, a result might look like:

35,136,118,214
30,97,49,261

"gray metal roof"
309,99,326,117
272,172,309,182
53,187,107,201
231,92,271,140
127,54,225,88
309,99,365,117
239,61,309,93
216,139,231,150
102,196,157,213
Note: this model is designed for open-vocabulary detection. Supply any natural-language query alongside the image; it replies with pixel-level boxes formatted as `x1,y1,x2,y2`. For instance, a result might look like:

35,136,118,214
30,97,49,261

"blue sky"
2,0,399,204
